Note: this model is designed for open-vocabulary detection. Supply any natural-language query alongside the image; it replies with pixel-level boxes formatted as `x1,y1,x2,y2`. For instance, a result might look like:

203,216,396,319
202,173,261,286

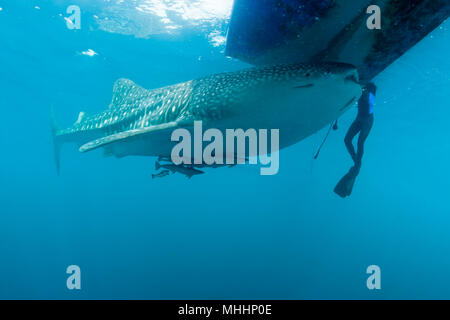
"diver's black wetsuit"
335,83,376,198
344,85,376,170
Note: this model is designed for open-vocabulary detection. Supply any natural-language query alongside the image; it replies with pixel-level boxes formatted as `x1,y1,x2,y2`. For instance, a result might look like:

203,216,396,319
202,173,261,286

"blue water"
0,1,449,299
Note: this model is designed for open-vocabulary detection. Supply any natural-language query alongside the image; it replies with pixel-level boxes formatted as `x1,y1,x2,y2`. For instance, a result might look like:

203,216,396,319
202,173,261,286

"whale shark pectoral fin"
79,121,190,153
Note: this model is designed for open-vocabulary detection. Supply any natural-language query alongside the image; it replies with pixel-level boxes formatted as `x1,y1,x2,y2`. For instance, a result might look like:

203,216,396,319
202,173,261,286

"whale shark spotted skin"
52,62,362,174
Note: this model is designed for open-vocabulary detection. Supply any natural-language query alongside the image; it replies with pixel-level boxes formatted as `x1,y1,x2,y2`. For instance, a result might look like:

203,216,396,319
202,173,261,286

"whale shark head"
209,62,362,148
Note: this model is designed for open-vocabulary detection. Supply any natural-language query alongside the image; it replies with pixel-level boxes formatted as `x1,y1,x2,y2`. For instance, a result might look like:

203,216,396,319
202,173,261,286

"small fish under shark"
52,62,362,178
153,161,205,179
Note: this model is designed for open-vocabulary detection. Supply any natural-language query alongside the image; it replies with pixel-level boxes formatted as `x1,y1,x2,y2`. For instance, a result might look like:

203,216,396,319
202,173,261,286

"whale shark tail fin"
50,107,62,176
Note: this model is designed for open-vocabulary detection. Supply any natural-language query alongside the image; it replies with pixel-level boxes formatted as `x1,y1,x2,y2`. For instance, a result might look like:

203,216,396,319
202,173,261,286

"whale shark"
52,62,362,175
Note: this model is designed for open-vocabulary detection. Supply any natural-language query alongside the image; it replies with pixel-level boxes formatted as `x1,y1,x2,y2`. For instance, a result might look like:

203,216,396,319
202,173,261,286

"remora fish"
155,162,204,179
51,62,361,174
152,169,170,179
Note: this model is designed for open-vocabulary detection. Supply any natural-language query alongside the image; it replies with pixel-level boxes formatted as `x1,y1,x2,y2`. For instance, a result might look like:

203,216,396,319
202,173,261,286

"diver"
335,82,376,198
345,82,376,170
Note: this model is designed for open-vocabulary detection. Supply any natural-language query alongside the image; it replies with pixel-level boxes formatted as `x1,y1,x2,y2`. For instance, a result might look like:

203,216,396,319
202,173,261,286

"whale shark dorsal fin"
79,121,191,153
109,78,150,109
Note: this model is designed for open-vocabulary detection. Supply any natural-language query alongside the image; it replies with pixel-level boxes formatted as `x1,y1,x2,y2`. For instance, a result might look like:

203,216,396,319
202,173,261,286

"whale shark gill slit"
293,83,314,89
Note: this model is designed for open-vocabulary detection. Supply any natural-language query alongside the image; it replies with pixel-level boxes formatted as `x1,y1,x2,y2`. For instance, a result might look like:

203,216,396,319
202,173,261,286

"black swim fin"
334,166,360,198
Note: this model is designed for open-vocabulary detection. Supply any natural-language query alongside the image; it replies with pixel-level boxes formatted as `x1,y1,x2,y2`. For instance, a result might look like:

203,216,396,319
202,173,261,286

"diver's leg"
344,119,361,163
355,116,374,168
